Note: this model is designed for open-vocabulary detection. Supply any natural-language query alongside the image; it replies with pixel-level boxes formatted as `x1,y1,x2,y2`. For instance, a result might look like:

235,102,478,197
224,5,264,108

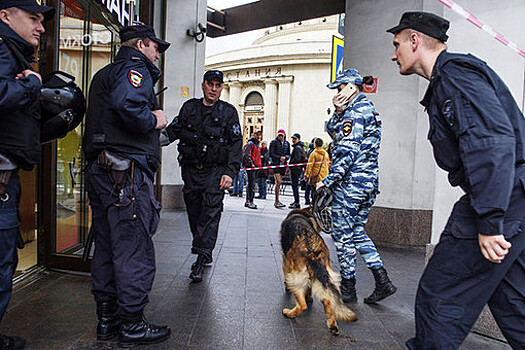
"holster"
0,154,18,199
97,150,131,190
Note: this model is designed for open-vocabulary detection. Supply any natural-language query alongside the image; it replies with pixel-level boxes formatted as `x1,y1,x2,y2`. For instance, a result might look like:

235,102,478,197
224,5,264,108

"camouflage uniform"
323,91,383,280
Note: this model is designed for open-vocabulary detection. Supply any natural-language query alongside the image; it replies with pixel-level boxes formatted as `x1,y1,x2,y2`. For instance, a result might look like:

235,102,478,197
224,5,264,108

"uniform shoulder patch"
342,120,353,136
128,69,143,88
232,123,241,136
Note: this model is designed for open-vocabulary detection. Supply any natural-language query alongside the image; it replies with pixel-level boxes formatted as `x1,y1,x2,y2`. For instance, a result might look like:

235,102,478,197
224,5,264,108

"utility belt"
97,150,132,190
0,153,18,201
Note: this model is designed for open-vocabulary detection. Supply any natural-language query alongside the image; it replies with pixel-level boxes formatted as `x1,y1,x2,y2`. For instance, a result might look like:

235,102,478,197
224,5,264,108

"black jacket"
290,141,306,164
421,50,525,236
83,46,161,173
0,21,42,170
269,137,290,165
165,98,242,179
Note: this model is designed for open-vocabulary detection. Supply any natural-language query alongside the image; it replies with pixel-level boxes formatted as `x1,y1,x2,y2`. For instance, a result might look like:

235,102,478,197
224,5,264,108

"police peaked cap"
0,0,55,20
387,11,450,42
119,24,171,53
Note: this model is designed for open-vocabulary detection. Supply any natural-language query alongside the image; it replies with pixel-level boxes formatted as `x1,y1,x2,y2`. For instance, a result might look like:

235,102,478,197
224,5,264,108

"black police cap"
387,11,450,42
0,0,55,20
203,70,224,83
119,24,171,53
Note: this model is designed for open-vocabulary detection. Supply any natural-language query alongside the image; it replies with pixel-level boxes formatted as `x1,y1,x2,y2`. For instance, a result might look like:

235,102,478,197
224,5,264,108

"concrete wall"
161,0,207,208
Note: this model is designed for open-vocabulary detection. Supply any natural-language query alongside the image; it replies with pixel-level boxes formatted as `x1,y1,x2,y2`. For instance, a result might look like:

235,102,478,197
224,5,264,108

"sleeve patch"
342,120,353,136
128,69,143,88
232,123,241,136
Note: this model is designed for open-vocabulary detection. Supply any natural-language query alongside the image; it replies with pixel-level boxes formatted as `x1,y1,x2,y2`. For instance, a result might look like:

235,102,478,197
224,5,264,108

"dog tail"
308,259,358,322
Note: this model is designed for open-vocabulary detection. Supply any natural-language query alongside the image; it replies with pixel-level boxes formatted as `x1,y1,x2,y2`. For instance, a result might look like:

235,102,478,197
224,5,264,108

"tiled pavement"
0,193,511,349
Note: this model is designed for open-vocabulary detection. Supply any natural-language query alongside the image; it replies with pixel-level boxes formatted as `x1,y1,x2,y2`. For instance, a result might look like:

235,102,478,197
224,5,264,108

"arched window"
245,91,264,106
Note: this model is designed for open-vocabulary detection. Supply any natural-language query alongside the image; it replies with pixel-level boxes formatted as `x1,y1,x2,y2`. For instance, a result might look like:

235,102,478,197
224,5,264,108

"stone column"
263,79,278,139
229,81,242,115
276,76,293,134
221,84,230,103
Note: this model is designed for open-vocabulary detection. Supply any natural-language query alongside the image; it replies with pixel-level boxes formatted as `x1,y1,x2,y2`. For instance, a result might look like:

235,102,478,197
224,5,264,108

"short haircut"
121,37,152,49
315,138,323,147
403,29,446,50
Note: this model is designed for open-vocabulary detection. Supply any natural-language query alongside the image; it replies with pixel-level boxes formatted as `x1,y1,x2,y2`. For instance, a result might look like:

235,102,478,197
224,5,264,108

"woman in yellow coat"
304,137,330,204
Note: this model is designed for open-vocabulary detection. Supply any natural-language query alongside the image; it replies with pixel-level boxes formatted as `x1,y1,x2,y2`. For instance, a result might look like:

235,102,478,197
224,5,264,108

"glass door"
42,0,118,271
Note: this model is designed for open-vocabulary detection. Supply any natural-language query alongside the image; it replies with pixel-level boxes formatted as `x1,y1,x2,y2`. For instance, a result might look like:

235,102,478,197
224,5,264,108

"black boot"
119,312,171,348
189,254,206,282
364,267,397,304
96,300,120,340
0,334,25,350
340,277,357,303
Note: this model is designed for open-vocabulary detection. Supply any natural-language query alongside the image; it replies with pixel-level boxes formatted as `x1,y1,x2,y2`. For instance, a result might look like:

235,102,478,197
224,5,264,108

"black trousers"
246,170,258,202
0,173,20,324
290,168,302,204
407,166,525,349
86,162,161,314
182,165,225,260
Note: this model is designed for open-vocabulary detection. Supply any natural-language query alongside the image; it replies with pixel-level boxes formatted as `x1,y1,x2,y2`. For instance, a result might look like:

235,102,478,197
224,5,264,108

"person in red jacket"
242,130,262,209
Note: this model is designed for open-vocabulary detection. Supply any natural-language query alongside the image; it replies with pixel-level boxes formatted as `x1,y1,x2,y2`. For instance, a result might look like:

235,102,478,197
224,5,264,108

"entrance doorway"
40,0,120,272
243,91,264,142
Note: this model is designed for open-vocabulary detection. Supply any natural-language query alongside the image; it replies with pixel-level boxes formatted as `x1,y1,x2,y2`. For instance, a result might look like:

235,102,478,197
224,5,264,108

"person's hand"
332,93,351,114
316,182,325,191
280,156,286,163
16,69,42,83
220,175,233,190
152,109,167,129
478,234,511,263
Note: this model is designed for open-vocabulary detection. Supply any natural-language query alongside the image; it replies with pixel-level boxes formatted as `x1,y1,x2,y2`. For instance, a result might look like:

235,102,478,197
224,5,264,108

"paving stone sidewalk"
0,194,511,349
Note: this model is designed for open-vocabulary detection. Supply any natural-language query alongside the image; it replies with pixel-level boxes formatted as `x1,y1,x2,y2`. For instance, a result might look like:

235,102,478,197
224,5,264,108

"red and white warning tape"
241,160,331,172
438,0,525,59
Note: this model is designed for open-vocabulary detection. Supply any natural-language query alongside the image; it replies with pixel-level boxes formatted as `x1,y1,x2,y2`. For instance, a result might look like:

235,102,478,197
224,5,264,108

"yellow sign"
181,86,190,98
330,36,345,83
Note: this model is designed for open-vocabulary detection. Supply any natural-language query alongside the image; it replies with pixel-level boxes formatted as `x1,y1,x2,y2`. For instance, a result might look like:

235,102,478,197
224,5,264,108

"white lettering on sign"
60,33,112,48
95,0,131,26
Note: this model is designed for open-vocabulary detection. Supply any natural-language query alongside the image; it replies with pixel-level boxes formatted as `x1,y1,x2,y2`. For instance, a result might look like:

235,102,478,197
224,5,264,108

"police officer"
0,1,54,349
165,70,242,283
82,24,171,347
388,12,525,348
319,69,396,304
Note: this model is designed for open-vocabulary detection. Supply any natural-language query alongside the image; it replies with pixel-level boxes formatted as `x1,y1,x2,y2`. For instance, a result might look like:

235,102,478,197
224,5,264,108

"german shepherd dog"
280,208,357,335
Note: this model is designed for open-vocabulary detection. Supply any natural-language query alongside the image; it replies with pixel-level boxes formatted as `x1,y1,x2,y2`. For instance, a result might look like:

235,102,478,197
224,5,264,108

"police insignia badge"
128,70,143,88
342,120,353,136
233,124,241,135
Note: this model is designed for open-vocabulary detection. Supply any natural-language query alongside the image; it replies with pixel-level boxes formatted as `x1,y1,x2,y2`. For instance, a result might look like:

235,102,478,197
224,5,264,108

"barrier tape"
438,0,525,59
241,160,331,172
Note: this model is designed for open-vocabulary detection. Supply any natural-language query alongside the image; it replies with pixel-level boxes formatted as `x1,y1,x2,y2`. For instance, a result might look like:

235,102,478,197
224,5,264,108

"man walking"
83,24,171,347
165,70,242,283
389,11,525,348
0,1,54,349
243,130,261,209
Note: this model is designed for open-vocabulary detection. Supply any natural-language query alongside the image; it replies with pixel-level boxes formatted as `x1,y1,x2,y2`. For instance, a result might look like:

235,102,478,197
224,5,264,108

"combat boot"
189,254,206,282
0,334,25,350
364,266,397,304
340,277,357,303
119,312,171,348
96,300,120,340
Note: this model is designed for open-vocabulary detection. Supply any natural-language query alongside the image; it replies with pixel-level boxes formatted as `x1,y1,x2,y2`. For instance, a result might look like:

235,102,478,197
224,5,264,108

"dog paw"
282,308,295,318
329,326,340,336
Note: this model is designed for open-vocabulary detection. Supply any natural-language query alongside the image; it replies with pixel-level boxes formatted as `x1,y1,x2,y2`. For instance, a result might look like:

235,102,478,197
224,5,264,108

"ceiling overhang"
207,0,345,38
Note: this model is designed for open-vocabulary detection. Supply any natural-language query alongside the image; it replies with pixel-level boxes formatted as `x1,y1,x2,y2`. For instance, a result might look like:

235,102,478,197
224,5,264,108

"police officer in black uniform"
389,12,525,349
82,24,171,348
165,70,242,283
0,1,54,349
